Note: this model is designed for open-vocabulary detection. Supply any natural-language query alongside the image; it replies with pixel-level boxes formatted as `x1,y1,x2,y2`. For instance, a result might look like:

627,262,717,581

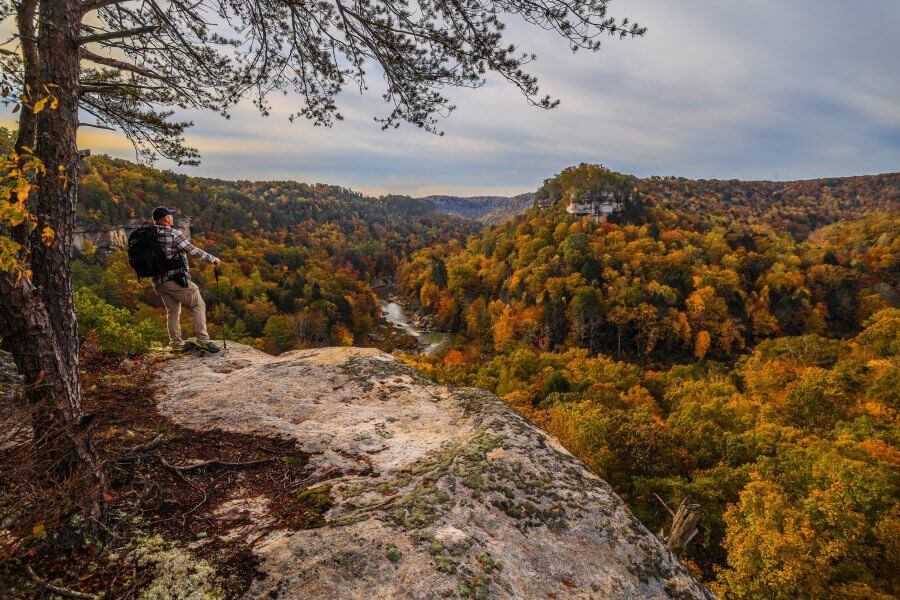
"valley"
4,136,898,597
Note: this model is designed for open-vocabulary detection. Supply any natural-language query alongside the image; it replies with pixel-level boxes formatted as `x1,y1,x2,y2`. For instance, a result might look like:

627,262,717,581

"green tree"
570,286,603,352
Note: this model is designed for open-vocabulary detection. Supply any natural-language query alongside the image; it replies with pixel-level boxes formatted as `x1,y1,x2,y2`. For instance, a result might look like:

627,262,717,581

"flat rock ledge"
158,343,715,599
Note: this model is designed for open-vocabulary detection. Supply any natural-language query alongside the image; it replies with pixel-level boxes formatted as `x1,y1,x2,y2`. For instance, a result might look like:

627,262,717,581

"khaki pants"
153,279,210,346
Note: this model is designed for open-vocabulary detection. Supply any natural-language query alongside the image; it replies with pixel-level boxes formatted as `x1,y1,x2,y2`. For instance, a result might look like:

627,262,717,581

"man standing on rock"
151,206,221,354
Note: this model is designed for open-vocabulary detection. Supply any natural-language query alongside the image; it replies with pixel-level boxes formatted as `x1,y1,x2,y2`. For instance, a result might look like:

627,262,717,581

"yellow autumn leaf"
41,227,55,245
33,96,47,114
32,523,45,538
6,206,26,227
14,177,32,202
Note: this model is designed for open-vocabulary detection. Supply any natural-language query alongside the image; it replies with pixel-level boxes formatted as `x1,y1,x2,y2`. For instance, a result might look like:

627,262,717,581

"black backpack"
127,224,185,279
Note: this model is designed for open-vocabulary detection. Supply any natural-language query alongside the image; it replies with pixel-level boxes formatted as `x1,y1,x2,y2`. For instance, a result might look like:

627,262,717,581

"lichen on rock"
131,535,223,600
156,343,715,599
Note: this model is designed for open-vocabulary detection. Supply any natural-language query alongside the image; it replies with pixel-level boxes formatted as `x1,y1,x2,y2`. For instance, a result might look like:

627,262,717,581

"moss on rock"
288,485,333,529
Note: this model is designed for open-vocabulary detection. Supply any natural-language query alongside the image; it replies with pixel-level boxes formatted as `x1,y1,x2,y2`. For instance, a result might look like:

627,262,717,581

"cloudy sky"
4,0,900,196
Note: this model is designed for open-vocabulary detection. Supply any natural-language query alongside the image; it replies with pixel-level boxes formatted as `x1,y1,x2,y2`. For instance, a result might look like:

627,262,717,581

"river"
379,300,453,355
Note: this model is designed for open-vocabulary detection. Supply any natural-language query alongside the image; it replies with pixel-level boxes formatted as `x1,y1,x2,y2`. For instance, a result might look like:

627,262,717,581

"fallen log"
27,566,99,600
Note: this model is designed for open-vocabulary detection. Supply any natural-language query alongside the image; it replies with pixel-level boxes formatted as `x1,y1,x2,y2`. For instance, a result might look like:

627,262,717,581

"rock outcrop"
158,344,714,599
73,216,192,256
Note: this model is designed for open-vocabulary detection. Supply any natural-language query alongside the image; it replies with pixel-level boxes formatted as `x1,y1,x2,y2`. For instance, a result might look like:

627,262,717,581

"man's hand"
213,258,221,266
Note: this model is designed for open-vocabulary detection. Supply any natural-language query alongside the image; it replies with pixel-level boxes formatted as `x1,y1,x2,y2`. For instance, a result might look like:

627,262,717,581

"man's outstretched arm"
172,230,219,264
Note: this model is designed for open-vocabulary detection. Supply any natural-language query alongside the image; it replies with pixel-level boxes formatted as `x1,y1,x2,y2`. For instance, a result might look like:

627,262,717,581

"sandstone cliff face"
72,217,192,255
158,344,714,599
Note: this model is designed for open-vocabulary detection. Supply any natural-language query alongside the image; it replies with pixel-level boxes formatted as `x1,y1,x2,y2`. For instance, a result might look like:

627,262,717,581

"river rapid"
378,300,452,355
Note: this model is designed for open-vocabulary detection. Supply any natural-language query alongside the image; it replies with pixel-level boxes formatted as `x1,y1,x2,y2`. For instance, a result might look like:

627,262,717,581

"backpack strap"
155,224,189,273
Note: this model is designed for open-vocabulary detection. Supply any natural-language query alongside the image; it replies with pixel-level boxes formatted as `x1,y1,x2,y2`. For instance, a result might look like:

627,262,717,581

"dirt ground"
0,338,334,598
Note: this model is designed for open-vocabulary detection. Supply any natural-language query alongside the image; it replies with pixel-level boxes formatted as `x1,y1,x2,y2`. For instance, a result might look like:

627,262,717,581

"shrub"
75,289,158,354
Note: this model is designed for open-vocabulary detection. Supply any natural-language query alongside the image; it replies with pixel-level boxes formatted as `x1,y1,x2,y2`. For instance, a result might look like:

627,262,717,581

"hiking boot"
173,341,198,353
196,341,221,354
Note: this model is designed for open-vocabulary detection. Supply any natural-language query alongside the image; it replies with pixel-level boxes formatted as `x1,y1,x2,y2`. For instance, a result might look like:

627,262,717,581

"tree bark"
33,0,82,378
654,494,701,556
667,498,701,554
0,272,82,474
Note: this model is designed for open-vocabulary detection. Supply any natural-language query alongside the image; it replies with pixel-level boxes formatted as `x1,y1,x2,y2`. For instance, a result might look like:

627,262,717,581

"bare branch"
80,49,166,81
653,492,676,517
78,25,158,46
81,81,167,92
78,121,117,130
165,457,276,472
81,0,131,14
662,498,701,555
26,566,99,600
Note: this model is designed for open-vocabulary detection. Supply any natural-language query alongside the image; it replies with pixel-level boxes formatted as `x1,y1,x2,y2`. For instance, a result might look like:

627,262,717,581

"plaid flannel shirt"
152,225,218,286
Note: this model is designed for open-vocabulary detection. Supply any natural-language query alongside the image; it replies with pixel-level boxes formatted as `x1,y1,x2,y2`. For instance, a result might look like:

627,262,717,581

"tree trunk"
654,494,701,557
666,498,701,555
14,0,40,153
33,0,82,375
8,0,40,251
0,273,90,481
0,0,106,522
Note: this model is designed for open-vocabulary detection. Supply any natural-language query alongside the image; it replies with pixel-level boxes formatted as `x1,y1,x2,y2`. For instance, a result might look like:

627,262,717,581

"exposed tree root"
27,565,99,600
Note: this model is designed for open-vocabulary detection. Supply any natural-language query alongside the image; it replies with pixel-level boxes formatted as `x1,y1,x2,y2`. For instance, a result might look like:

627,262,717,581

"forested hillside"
79,155,478,278
425,168,899,235
403,164,898,359
68,151,479,354
399,164,899,597
635,173,899,240
424,193,535,225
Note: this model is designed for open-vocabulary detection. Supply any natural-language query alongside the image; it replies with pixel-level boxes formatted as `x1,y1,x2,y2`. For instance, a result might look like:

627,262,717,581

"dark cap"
152,206,177,221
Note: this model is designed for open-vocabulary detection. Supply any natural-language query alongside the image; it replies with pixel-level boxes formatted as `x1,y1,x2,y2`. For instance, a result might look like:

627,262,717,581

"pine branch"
81,0,131,14
81,81,167,93
78,121,116,130
80,50,166,81
78,25,158,46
